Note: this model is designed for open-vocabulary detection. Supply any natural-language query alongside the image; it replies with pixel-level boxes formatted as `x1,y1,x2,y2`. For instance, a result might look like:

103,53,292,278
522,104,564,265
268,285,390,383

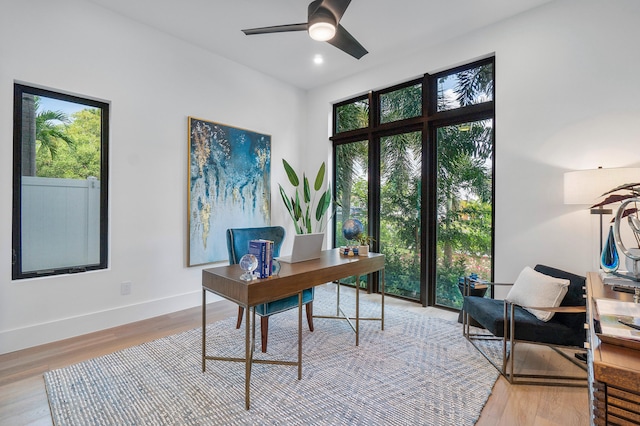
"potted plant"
279,159,336,234
355,233,375,256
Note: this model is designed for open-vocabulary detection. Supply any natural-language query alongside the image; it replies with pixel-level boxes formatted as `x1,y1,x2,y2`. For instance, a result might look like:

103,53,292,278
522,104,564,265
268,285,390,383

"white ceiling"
84,0,553,90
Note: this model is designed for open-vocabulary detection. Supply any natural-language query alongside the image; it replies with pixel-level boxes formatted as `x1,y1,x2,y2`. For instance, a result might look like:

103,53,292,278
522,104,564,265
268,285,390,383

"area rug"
45,285,500,425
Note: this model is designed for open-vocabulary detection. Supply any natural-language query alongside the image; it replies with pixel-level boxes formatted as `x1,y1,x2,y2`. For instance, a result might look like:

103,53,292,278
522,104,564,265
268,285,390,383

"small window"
437,63,494,112
379,82,422,124
335,97,369,134
12,84,109,279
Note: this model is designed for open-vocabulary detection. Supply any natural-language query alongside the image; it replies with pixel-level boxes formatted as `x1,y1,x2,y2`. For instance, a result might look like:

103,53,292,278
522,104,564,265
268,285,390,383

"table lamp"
564,167,640,253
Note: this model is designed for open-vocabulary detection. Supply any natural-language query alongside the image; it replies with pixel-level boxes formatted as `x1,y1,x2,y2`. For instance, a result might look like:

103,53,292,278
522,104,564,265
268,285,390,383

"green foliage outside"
435,120,493,307
34,98,101,179
379,129,422,298
336,98,369,133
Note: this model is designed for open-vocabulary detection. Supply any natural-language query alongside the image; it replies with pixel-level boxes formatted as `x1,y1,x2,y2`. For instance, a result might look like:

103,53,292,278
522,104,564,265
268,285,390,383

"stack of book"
458,275,488,289
601,272,640,294
594,297,640,350
249,239,274,279
468,278,488,289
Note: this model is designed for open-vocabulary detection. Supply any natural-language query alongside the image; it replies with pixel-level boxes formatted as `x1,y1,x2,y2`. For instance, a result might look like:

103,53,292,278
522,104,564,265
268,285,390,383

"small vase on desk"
601,226,620,273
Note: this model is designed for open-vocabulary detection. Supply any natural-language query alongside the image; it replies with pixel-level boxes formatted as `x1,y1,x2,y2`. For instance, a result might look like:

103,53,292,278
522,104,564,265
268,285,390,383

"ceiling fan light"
309,21,336,41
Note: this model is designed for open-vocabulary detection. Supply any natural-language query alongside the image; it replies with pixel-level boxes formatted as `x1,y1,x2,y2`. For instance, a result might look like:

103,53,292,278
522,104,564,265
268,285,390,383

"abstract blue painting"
188,117,270,266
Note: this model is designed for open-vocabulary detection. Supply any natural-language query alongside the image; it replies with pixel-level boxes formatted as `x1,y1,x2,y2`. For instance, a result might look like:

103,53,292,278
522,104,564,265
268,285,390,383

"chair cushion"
256,288,314,316
463,297,585,347
533,264,586,332
505,266,569,321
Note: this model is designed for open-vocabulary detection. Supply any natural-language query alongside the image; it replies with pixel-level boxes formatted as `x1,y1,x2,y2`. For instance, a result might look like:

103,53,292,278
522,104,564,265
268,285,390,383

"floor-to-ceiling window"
379,131,422,298
331,58,494,309
435,119,493,308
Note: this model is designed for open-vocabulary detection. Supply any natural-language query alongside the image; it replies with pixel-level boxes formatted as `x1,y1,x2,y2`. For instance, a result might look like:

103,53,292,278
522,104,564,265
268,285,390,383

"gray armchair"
226,226,314,352
462,264,587,386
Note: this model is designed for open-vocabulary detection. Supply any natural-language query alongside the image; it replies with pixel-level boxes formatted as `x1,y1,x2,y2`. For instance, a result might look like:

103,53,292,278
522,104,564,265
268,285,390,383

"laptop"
278,233,324,263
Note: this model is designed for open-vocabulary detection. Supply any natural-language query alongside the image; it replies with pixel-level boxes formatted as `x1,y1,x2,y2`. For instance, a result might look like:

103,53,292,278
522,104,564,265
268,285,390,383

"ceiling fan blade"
320,0,352,22
242,23,308,35
327,24,368,59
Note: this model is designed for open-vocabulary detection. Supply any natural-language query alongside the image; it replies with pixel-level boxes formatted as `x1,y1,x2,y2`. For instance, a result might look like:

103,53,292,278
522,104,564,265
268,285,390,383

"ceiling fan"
241,0,368,60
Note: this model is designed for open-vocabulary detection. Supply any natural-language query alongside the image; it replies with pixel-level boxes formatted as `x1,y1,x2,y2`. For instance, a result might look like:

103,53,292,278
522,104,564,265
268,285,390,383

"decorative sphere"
239,254,258,273
342,218,364,241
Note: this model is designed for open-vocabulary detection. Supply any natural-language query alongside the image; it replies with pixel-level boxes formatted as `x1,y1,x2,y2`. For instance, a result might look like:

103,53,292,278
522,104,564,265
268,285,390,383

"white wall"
0,0,306,354
305,0,640,293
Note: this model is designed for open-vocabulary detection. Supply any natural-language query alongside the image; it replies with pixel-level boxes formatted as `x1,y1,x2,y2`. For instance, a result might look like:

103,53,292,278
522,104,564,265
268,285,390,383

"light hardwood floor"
0,285,589,425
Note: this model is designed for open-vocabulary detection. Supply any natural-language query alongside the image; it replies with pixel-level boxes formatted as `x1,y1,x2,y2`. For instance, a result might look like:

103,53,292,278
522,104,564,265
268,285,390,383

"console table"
586,272,640,425
201,248,385,409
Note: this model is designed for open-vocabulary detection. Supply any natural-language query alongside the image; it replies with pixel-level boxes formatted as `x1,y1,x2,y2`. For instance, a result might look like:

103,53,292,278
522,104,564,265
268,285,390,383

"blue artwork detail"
188,118,271,265
601,226,619,273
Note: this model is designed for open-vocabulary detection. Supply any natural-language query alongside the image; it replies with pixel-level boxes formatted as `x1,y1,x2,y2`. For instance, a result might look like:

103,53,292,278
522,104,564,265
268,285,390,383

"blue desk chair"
226,226,314,352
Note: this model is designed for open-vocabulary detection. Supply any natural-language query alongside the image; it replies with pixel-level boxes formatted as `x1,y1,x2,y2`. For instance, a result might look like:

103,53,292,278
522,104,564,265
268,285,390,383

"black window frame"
331,57,495,307
12,83,110,280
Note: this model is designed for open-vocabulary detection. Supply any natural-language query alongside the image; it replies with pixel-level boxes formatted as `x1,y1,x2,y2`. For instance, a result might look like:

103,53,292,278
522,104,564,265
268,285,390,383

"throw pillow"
505,266,570,322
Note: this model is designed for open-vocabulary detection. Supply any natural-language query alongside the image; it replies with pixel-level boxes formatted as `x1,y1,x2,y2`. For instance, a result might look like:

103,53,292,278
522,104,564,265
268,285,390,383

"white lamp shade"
564,167,640,205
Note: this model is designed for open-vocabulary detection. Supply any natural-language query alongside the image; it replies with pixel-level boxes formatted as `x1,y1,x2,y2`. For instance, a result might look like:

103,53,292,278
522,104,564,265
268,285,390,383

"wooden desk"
586,272,640,425
201,248,385,409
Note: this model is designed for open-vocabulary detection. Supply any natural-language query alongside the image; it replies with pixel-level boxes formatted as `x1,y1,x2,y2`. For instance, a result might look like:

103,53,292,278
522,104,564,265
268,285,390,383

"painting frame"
187,117,271,266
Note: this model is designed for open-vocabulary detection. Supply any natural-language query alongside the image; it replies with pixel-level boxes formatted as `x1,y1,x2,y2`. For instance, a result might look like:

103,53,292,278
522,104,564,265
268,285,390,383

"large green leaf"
303,175,310,203
279,185,296,222
283,159,299,187
315,186,332,221
314,162,326,191
293,191,302,220
279,184,293,214
304,206,312,233
280,184,302,234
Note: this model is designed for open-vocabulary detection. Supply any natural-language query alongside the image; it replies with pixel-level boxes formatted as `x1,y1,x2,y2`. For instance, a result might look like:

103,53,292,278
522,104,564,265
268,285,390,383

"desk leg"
355,275,360,346
202,289,206,372
245,305,251,410
251,308,256,353
381,269,385,331
298,292,302,380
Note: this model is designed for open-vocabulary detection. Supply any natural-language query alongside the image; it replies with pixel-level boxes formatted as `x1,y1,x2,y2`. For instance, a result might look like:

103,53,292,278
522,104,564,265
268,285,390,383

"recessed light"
313,54,324,65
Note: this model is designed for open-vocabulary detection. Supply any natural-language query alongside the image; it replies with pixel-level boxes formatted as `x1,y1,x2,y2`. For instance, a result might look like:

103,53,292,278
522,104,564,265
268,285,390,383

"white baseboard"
0,291,222,355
